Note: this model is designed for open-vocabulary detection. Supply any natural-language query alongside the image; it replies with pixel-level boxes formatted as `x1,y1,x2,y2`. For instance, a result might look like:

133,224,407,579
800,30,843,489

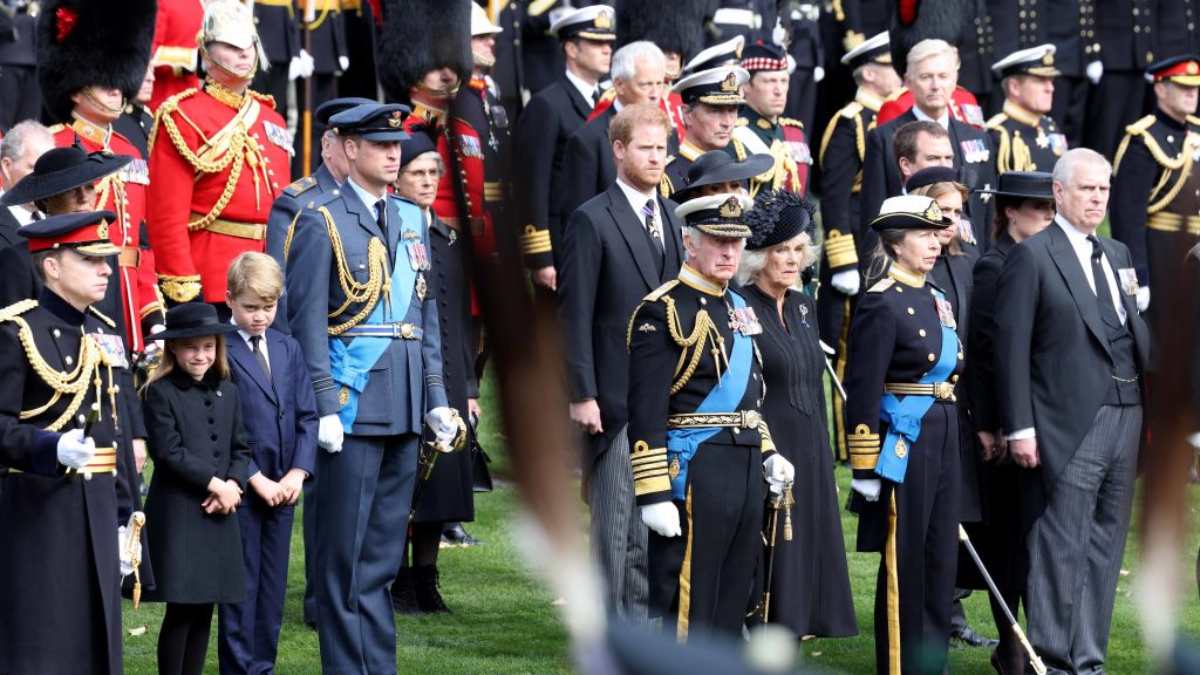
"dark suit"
514,72,593,269
1083,0,1157,159
858,110,997,262
558,181,684,617
250,0,302,108
559,105,618,223
995,218,1148,673
0,204,22,249
217,328,318,675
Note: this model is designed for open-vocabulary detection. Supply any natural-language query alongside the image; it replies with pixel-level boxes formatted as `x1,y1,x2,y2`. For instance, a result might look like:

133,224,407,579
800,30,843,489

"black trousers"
648,442,764,640
874,402,960,675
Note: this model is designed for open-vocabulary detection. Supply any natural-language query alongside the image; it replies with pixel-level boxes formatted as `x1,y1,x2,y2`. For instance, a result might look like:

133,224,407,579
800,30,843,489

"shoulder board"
838,101,864,119
1188,115,1200,126
1124,114,1157,136
47,123,67,134
985,112,1009,130
283,176,318,198
250,91,277,110
665,155,677,166
87,306,116,328
658,172,673,199
779,117,804,128
868,278,894,293
735,117,749,127
0,298,38,322
306,189,343,210
643,279,680,303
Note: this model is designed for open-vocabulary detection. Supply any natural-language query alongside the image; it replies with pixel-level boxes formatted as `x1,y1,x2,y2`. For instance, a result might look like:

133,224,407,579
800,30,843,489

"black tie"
1088,235,1122,328
375,199,388,239
30,210,42,221
250,335,271,378
592,87,602,107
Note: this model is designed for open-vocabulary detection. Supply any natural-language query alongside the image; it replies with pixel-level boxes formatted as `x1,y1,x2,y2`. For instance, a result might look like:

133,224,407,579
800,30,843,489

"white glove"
425,407,459,445
813,66,825,83
831,270,861,296
298,50,315,79
762,454,795,494
318,414,344,454
118,525,134,577
288,55,304,81
640,502,682,538
57,428,96,469
1086,60,1104,85
1136,286,1150,312
337,55,350,72
851,478,881,502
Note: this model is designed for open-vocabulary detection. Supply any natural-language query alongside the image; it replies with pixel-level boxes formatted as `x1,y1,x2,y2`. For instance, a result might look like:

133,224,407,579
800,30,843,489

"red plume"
54,6,78,43
898,0,918,26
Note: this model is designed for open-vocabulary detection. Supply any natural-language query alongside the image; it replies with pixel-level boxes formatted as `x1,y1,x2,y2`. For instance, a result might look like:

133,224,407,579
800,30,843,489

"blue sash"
665,290,753,500
874,289,959,483
328,199,423,432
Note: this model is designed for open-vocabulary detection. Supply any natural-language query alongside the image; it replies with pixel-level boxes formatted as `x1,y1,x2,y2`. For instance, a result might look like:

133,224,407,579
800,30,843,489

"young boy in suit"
217,252,319,674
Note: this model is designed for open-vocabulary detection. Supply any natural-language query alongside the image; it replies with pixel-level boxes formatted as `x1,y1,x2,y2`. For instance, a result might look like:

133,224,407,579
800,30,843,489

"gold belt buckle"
741,410,762,429
396,323,416,339
933,382,954,400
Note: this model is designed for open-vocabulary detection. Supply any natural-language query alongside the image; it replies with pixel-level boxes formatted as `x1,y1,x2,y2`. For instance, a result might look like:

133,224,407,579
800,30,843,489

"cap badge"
719,196,743,219
594,11,613,29
96,219,109,240
720,72,739,92
388,112,404,128
923,202,943,222
1041,52,1054,66
1188,62,1199,75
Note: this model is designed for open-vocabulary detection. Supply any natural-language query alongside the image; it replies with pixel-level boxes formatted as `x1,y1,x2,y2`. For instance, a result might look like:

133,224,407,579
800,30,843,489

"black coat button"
211,434,219,442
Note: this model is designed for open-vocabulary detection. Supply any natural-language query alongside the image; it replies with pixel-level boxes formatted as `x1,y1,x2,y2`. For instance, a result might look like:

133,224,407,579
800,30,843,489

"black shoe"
412,564,451,613
952,625,1000,648
390,567,420,614
441,523,481,547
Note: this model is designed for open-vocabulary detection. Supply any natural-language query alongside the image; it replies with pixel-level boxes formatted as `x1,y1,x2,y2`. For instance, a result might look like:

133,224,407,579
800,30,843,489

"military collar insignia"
719,196,743,219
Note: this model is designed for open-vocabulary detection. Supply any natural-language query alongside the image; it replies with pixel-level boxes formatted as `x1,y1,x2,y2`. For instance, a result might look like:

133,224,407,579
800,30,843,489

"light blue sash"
328,199,423,432
874,288,959,483
665,289,753,500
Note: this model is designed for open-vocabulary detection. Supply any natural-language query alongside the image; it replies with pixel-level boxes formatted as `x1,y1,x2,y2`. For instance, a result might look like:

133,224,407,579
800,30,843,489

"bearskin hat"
889,0,963,78
616,0,712,63
378,0,473,102
37,0,157,123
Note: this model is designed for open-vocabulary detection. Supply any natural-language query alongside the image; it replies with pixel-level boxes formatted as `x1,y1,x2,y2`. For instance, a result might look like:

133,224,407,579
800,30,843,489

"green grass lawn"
121,372,1200,673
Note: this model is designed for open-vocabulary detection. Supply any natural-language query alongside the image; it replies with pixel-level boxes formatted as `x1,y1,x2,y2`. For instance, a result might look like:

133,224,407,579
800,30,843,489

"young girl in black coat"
141,303,250,675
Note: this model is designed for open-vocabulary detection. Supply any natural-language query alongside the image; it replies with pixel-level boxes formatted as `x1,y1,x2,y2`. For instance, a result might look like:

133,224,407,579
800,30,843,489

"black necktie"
1087,235,1122,328
250,335,271,378
375,199,388,239
30,210,42,221
591,87,602,106
642,199,663,251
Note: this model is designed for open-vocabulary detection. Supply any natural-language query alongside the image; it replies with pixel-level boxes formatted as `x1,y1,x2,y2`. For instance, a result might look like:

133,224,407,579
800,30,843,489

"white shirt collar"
345,177,386,216
911,105,950,129
615,177,658,221
564,68,599,108
1054,214,1094,248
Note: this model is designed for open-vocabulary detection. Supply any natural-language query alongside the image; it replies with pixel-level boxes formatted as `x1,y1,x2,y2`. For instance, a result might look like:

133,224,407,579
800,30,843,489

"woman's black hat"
976,171,1054,201
156,303,239,341
0,145,130,207
677,151,773,199
744,189,817,250
904,166,962,193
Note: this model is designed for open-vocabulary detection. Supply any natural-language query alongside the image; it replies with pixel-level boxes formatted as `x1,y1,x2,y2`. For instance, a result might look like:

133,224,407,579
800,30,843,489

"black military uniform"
0,1,39,132
816,32,890,462
627,194,784,640
293,0,348,176
0,211,143,675
1083,0,1157,159
250,0,302,108
843,196,964,675
986,44,1070,174
782,1,823,134
337,0,380,100
957,0,997,114
456,76,511,231
115,102,155,160
1111,56,1200,458
660,65,749,199
512,5,615,271
814,0,891,152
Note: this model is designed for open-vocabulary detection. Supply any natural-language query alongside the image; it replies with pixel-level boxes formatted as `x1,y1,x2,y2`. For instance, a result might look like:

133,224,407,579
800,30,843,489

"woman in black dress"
968,171,1056,674
388,129,480,613
737,189,857,639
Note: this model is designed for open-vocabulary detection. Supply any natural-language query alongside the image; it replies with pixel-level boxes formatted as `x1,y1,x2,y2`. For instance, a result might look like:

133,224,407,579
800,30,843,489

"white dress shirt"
911,105,950,130
345,176,386,218
615,177,660,238
564,68,600,108
237,328,271,365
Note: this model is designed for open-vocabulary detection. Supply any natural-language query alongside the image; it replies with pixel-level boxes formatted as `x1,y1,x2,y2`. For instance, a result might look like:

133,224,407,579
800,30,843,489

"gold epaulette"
868,277,894,293
159,274,202,304
87,306,116,329
839,101,864,120
819,102,864,166
658,172,673,199
644,279,679,303
250,90,277,110
147,87,200,155
847,424,880,470
779,117,804,129
0,298,38,322
1113,114,1161,172
984,112,1009,130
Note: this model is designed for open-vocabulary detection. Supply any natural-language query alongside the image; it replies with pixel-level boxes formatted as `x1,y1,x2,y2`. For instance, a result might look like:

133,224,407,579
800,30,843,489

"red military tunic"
875,85,986,129
148,83,291,304
149,0,205,112
52,118,163,352
405,101,495,259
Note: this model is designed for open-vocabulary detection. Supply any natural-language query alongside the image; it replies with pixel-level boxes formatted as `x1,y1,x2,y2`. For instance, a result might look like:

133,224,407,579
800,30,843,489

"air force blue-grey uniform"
284,174,446,674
